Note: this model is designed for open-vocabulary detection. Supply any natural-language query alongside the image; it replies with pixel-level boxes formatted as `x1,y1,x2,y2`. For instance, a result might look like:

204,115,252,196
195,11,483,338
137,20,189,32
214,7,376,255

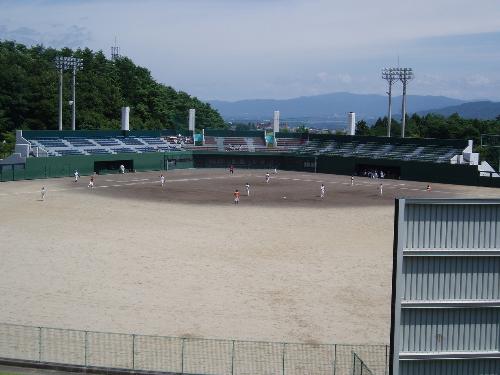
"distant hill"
418,101,500,120
209,92,466,121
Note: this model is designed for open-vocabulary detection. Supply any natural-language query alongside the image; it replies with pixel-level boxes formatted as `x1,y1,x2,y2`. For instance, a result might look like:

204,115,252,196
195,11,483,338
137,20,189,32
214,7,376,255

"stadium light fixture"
54,56,84,131
397,68,414,138
381,68,399,137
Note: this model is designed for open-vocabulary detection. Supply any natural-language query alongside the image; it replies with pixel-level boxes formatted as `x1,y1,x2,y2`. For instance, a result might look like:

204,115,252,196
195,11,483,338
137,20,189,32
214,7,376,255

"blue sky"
1,0,500,101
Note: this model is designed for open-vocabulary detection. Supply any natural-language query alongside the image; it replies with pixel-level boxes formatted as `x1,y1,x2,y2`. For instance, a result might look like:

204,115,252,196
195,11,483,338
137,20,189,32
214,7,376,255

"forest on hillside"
0,40,225,153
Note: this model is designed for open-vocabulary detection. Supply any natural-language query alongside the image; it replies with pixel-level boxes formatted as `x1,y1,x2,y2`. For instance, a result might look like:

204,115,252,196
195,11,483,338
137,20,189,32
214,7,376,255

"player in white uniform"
379,183,383,196
351,176,354,186
40,186,46,201
265,172,270,183
74,170,79,182
160,174,165,187
119,164,125,174
320,183,325,198
88,176,95,189
245,182,250,196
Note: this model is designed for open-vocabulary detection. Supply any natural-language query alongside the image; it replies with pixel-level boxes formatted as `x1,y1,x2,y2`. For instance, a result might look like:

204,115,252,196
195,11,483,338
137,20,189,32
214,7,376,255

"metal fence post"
84,331,88,367
132,334,135,370
385,345,388,375
181,338,185,374
282,343,286,375
333,344,337,375
38,327,42,362
231,340,235,375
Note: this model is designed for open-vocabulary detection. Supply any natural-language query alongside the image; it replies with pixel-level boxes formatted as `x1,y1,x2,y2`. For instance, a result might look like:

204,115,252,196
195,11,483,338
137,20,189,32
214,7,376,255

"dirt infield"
0,169,497,345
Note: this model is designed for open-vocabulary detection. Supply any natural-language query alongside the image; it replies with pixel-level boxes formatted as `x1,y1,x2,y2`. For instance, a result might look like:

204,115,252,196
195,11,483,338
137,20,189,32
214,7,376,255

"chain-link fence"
0,323,389,375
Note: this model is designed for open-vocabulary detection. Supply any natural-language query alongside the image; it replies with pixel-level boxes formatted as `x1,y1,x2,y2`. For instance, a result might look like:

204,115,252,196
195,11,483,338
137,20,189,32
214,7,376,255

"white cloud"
1,0,500,100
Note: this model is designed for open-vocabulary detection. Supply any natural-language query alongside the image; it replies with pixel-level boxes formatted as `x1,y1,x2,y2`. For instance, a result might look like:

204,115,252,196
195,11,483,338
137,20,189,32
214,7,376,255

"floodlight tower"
398,68,414,138
69,57,84,131
382,68,398,137
111,36,120,61
54,56,83,131
54,56,69,131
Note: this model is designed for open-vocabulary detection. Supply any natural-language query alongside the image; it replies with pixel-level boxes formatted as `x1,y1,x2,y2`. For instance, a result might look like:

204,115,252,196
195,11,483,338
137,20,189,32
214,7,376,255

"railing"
352,352,374,375
0,323,389,375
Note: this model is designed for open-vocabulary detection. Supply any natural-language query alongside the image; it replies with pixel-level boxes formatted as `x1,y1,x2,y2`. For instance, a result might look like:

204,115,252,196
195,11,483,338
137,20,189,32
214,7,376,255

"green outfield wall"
192,152,499,187
0,151,193,182
1,150,499,187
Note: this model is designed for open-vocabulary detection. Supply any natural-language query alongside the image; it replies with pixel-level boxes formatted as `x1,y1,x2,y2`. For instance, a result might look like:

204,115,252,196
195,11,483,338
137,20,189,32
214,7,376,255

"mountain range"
418,101,500,120
208,93,500,123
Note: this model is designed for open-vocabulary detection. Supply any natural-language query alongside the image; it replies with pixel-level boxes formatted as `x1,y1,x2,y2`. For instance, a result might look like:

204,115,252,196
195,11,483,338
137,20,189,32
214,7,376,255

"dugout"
193,151,283,169
94,159,134,174
355,164,401,179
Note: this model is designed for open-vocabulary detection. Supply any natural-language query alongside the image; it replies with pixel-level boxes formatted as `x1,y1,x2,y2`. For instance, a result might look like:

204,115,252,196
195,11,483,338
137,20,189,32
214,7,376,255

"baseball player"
245,182,250,196
233,189,240,204
74,170,79,182
320,183,325,198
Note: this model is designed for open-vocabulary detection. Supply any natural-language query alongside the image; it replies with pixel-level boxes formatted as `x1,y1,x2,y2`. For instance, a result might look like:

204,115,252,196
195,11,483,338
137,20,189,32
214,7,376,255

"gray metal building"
390,198,500,375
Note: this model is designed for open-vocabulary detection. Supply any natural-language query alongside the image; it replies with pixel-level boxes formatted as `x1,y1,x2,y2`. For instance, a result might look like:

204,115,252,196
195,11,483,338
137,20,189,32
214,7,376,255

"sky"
1,0,500,102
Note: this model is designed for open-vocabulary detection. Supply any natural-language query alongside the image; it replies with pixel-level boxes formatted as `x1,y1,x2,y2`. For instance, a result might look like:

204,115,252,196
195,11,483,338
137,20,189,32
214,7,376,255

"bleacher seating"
118,137,144,146
56,149,84,156
204,136,216,145
157,144,181,151
38,138,67,148
275,135,464,164
136,147,158,153
113,147,137,154
65,138,95,147
141,137,166,145
22,132,464,165
223,137,246,146
276,138,304,149
24,134,187,157
85,148,111,155
94,138,120,147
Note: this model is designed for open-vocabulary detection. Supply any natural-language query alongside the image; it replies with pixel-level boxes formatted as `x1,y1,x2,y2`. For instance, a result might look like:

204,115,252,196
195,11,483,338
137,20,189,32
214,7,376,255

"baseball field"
0,168,497,345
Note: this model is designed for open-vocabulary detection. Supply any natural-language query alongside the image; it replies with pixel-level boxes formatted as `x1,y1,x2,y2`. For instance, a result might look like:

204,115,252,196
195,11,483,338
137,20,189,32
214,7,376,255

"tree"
295,124,309,133
0,40,226,138
355,120,370,136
